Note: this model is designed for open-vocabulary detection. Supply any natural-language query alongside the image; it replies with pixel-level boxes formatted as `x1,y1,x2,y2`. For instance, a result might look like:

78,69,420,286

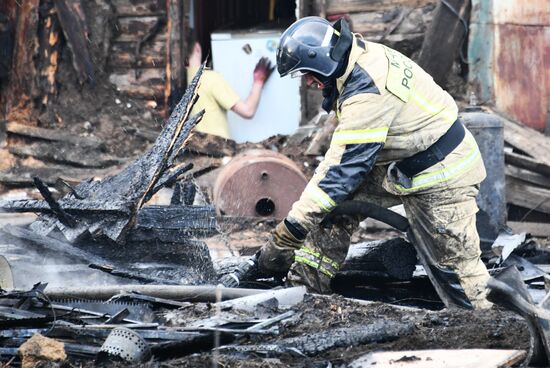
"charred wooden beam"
8,141,121,168
418,0,470,87
30,64,204,243
152,332,236,360
340,238,417,280
136,205,216,230
130,205,217,241
33,177,77,227
219,321,415,357
166,110,203,166
0,164,118,188
181,181,196,206
6,122,105,150
4,0,39,114
147,162,194,201
54,0,94,84
0,199,132,214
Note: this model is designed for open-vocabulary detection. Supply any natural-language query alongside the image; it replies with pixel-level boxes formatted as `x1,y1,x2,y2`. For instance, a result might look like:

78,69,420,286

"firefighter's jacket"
287,37,486,232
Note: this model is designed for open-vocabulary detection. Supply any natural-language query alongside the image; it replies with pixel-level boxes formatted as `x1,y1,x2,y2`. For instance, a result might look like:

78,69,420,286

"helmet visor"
277,39,302,77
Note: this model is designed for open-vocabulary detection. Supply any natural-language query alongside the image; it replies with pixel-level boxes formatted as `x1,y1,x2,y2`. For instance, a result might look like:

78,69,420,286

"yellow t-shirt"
187,67,240,139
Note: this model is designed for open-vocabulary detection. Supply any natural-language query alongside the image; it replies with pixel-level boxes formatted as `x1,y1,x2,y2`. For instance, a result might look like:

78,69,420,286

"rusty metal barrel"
213,149,307,219
461,109,506,236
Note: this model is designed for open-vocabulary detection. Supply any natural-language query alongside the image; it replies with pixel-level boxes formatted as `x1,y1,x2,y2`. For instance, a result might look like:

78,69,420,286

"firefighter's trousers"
287,166,492,310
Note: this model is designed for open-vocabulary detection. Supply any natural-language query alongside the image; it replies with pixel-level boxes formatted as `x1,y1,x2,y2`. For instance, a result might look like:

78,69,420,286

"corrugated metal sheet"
469,0,550,131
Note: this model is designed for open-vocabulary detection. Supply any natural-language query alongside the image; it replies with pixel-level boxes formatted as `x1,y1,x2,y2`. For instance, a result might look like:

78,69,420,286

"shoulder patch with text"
383,46,415,102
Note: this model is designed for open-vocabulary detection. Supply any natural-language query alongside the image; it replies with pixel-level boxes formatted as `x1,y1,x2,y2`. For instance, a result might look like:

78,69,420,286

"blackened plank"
54,0,94,84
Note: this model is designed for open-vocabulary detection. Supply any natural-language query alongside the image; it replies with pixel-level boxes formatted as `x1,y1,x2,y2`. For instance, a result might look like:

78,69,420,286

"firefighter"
257,16,491,309
187,42,274,139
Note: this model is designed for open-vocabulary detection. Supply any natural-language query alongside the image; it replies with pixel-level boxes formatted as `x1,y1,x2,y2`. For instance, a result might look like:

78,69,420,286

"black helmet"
276,16,352,78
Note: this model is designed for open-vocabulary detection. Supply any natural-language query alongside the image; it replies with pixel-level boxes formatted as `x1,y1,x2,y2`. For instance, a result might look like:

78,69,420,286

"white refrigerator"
211,30,301,143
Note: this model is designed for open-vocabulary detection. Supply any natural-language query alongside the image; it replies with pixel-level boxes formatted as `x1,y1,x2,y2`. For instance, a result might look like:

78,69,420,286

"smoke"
5,246,122,290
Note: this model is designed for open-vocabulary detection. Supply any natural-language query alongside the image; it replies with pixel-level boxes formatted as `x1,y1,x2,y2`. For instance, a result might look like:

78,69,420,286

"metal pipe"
41,284,266,302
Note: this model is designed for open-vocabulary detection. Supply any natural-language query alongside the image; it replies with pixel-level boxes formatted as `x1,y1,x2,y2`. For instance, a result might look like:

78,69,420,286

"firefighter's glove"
258,219,306,278
253,57,275,85
274,219,306,249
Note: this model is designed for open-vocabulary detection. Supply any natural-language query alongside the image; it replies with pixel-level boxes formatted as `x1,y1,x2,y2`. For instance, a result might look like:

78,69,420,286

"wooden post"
36,0,61,111
165,0,185,112
417,0,471,88
4,0,40,117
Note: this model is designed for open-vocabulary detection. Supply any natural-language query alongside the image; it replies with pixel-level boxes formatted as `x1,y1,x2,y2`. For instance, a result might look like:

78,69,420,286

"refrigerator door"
211,31,301,143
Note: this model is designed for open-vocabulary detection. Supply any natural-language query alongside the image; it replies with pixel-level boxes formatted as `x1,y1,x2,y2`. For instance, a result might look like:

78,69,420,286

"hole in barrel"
255,197,275,216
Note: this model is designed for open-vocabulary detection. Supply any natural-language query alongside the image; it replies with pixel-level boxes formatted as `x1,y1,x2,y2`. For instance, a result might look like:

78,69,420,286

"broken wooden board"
0,164,120,187
29,64,205,243
505,151,550,177
130,205,217,241
506,176,550,215
6,122,105,150
348,349,527,368
506,165,550,189
325,0,434,14
9,141,120,168
500,113,550,165
185,132,236,157
136,205,216,230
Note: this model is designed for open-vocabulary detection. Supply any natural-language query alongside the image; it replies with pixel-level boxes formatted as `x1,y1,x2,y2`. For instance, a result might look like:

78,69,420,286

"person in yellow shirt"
187,42,274,139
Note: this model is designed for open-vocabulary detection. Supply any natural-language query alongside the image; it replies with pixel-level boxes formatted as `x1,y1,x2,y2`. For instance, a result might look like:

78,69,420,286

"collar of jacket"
336,35,367,94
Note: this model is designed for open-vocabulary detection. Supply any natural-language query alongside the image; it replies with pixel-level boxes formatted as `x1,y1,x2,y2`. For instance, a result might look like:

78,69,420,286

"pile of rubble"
0,283,531,367
1,53,550,368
